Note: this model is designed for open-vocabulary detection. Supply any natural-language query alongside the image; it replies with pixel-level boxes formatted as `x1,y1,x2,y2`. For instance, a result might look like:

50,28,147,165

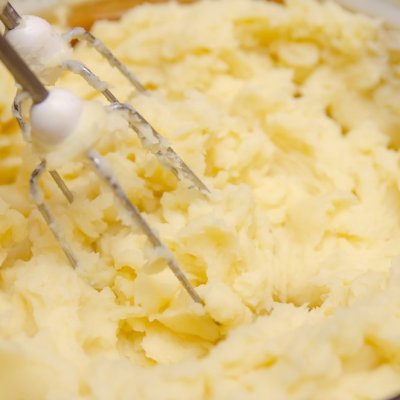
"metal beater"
0,1,206,303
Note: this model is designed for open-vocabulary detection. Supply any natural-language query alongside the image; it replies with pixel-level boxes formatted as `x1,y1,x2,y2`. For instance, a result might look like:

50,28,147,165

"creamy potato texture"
1,0,400,398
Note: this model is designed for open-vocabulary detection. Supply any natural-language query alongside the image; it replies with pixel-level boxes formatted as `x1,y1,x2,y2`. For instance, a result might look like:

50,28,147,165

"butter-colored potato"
1,0,400,399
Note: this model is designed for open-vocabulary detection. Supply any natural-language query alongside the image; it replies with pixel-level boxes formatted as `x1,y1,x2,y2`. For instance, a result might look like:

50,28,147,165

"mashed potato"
1,0,400,398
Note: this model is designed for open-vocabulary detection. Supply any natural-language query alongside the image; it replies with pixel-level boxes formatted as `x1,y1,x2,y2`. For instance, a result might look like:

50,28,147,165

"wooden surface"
66,0,283,29
67,0,196,29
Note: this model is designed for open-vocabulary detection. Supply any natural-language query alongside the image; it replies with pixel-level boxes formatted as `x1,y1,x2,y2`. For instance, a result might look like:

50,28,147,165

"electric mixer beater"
0,0,208,304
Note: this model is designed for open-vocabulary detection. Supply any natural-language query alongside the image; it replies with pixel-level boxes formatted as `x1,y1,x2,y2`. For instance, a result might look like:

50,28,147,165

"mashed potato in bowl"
1,0,400,399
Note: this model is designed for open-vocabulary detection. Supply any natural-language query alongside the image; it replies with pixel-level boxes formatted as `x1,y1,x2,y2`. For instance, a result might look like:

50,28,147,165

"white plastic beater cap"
6,16,55,59
5,15,71,83
30,88,84,147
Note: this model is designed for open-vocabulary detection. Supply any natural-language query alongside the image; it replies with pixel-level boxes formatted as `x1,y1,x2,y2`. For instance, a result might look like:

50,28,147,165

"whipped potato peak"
0,0,400,399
